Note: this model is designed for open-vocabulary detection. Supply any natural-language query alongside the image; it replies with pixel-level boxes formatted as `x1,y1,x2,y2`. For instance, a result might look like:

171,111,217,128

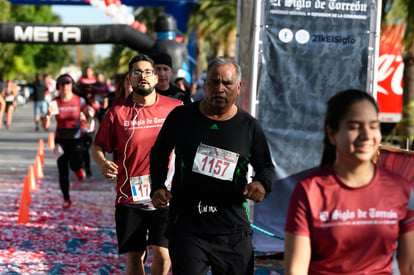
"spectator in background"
191,73,206,102
114,73,129,99
0,73,5,129
93,73,109,123
44,73,56,103
76,66,96,101
174,77,191,102
0,93,5,130
1,80,19,129
77,66,96,91
0,71,5,94
31,73,48,131
106,77,116,108
111,72,133,108
153,53,191,104
80,88,100,178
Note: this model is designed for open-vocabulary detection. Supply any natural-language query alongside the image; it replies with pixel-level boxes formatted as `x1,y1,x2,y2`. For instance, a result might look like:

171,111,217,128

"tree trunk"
399,0,414,149
400,41,414,149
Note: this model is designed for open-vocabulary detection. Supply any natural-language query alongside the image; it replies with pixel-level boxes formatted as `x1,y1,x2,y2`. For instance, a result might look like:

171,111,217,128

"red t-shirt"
285,164,414,274
93,94,181,208
53,95,83,139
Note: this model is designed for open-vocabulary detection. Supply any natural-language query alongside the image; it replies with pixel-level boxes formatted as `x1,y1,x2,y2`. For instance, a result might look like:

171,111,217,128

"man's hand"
100,160,118,179
152,189,172,208
243,181,266,202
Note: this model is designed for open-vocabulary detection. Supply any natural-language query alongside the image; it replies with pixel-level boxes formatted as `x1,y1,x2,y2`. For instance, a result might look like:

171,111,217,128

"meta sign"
0,23,82,44
0,23,156,53
14,25,81,43
377,25,405,123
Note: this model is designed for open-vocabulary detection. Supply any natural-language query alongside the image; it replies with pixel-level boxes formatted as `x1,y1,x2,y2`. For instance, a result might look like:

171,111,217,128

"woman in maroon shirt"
43,74,85,209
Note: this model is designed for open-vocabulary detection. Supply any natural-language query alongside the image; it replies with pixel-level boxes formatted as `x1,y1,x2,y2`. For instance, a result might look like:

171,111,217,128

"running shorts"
115,204,169,253
168,230,254,275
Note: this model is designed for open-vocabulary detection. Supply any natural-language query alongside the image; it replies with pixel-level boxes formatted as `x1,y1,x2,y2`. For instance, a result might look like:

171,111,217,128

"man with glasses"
92,54,181,275
153,53,191,104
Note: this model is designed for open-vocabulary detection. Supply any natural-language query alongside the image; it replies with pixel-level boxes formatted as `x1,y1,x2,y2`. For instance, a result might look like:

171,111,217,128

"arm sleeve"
250,119,276,195
93,108,115,153
150,108,178,197
285,182,311,237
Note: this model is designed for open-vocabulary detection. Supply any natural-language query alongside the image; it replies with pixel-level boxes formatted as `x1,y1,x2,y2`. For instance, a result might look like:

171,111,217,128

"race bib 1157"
192,144,239,181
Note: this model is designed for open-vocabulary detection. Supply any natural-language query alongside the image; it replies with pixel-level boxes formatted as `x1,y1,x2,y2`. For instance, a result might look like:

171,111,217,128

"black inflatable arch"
0,22,155,54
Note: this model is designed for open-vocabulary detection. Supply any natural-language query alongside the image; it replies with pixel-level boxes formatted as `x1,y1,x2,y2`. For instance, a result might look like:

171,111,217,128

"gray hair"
207,56,241,82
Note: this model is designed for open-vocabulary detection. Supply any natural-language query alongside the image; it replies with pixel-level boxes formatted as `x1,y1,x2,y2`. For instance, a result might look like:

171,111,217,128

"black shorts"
115,204,169,253
168,230,254,275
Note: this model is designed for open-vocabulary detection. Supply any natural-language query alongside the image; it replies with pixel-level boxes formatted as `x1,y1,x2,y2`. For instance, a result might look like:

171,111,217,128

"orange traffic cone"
17,199,29,224
47,132,55,149
27,165,36,190
18,178,30,224
23,176,32,205
34,155,44,179
37,139,45,165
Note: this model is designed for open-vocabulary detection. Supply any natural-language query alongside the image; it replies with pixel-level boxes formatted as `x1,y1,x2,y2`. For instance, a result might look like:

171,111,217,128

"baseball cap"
153,53,173,68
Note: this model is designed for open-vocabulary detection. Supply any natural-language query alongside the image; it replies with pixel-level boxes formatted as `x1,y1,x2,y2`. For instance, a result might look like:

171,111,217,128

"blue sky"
52,5,131,57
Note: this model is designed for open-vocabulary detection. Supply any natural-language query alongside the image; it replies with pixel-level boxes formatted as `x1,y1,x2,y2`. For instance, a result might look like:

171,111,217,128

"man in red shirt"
92,54,181,275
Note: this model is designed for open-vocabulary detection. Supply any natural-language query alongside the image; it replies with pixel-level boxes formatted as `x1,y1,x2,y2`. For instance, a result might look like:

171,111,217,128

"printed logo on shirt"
123,117,165,129
319,208,399,227
209,124,219,130
198,201,218,214
59,106,79,112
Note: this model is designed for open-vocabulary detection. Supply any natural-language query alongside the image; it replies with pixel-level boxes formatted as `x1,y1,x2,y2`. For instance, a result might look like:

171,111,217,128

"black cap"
153,53,173,68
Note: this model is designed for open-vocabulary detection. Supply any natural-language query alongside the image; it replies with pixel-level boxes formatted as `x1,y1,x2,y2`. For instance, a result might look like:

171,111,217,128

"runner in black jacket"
150,56,276,275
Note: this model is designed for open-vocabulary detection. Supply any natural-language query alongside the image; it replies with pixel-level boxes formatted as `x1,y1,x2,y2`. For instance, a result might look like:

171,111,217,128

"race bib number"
53,144,64,160
192,144,239,181
130,175,151,202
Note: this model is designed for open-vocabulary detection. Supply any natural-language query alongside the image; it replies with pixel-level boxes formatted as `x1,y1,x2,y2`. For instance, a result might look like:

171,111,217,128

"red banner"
377,25,405,122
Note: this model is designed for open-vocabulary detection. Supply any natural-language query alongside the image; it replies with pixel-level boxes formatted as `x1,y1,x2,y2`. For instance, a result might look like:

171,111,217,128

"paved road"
0,102,103,180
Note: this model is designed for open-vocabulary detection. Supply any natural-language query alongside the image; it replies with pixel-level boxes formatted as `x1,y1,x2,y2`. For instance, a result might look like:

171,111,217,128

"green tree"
0,3,70,80
0,0,15,80
187,0,237,78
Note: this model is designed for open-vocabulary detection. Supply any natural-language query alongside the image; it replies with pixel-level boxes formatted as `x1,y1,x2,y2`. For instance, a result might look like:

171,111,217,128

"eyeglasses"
130,69,155,77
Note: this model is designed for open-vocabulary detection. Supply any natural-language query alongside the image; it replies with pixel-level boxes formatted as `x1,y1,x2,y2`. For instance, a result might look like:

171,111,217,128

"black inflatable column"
150,13,191,84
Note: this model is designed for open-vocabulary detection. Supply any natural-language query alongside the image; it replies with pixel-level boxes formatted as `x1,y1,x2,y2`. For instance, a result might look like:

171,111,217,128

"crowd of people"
3,53,414,274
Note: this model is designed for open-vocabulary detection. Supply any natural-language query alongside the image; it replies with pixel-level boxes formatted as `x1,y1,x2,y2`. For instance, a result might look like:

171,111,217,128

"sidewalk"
0,103,283,274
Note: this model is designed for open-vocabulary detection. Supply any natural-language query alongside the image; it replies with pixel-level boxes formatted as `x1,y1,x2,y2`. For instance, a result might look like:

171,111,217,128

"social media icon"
295,29,310,44
279,28,293,43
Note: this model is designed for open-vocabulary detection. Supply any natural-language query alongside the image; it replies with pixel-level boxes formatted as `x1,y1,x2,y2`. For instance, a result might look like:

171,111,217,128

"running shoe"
63,199,72,209
75,169,85,182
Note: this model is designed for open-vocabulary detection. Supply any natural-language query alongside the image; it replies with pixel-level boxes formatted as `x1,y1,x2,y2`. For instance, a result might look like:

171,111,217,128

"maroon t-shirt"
94,94,181,208
285,164,414,274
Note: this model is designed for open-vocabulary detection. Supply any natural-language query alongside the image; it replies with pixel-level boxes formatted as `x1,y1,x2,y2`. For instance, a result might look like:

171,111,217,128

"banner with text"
252,0,377,252
377,24,405,123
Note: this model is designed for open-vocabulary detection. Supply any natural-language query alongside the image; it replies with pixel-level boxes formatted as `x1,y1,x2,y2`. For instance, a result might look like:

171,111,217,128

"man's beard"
132,86,153,96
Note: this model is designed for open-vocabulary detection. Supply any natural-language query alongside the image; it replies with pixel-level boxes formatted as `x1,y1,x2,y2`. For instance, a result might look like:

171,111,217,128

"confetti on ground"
0,152,283,274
